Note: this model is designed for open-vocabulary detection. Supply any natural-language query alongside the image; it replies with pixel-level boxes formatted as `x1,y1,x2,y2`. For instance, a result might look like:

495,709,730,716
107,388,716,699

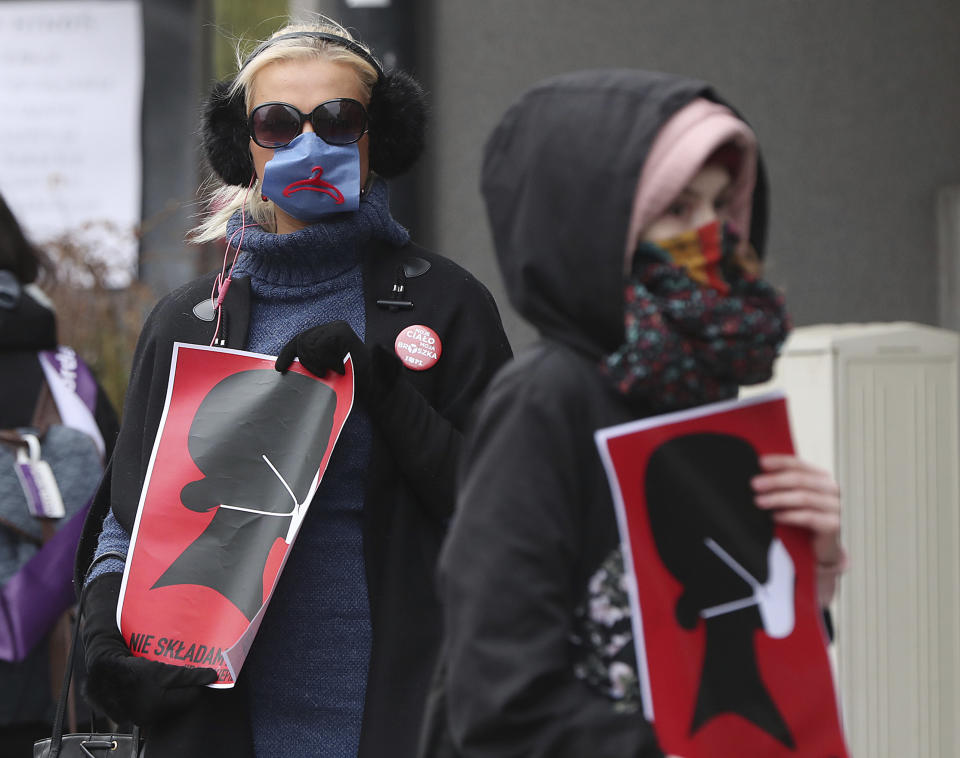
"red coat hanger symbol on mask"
283,166,344,204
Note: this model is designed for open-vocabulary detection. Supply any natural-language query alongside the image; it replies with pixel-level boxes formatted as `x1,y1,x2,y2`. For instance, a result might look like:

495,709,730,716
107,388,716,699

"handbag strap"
30,378,63,437
0,378,62,544
48,550,138,758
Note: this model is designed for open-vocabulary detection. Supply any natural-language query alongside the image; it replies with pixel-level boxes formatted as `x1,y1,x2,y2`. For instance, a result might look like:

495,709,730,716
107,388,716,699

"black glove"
276,321,460,520
82,573,218,725
275,320,400,406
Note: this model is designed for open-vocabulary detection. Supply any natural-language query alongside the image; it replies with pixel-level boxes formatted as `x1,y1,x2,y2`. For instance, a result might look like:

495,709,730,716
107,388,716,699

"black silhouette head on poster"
153,369,337,621
645,432,796,748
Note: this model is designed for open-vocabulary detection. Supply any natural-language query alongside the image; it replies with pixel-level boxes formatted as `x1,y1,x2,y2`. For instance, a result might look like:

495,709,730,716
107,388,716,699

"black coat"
424,69,773,758
425,339,662,758
75,239,512,758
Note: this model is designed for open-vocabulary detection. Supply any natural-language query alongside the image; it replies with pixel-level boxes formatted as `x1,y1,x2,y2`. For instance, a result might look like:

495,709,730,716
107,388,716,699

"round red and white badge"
394,325,442,371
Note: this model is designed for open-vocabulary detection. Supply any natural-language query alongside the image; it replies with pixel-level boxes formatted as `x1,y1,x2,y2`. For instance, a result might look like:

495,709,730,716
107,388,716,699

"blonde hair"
191,18,379,243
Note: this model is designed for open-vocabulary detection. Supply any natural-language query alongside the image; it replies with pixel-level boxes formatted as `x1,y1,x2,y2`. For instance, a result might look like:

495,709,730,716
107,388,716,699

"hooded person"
74,17,511,758
0,191,119,754
420,69,845,758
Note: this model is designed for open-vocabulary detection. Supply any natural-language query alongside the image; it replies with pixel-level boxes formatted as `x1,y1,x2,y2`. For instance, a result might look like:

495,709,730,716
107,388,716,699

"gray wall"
139,0,212,295
420,0,960,350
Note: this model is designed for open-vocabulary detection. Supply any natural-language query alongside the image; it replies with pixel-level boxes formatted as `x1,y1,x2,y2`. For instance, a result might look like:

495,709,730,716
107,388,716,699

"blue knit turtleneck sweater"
92,178,409,758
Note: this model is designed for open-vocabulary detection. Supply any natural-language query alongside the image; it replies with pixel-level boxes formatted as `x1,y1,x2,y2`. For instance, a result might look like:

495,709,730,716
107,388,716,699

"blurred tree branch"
38,225,155,416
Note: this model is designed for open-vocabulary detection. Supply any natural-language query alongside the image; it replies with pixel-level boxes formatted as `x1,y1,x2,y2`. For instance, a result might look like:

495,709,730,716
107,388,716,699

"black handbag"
34,552,143,758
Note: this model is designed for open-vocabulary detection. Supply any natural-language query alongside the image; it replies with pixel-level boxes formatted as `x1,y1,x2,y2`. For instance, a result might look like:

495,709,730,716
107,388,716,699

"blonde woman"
77,19,510,758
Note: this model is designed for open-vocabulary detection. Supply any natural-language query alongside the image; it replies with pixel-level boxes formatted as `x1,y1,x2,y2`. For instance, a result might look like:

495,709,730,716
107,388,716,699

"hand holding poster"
117,343,354,687
595,392,849,757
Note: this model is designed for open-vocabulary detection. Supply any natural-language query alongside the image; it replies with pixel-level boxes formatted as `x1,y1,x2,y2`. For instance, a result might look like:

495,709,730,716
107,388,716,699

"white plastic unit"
743,322,960,758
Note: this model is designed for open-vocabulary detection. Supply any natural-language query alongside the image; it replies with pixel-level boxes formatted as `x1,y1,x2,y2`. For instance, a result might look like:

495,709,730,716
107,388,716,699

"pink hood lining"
625,98,758,259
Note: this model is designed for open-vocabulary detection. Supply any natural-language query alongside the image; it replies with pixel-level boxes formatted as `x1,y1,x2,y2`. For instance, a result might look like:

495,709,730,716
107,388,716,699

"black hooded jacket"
424,70,769,758
74,239,511,758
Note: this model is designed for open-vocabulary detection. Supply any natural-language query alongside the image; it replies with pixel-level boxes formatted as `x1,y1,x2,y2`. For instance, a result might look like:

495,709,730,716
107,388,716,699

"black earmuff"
200,31,426,186
200,79,252,187
367,69,425,178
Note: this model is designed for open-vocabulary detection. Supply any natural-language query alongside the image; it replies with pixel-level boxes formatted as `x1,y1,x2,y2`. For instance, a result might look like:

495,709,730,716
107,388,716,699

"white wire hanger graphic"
698,536,796,639
214,453,315,543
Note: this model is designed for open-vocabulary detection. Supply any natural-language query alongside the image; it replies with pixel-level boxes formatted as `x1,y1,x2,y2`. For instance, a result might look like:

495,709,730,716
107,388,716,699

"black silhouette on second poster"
153,369,338,621
645,432,796,749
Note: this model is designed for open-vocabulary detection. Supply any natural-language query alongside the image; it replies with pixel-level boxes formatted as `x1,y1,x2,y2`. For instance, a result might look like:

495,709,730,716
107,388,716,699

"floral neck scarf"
601,231,790,414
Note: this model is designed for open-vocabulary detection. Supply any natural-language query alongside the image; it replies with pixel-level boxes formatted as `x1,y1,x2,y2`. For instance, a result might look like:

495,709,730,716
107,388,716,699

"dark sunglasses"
248,98,369,149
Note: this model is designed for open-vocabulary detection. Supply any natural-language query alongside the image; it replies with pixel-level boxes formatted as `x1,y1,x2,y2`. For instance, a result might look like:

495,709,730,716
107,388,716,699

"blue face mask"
260,132,362,222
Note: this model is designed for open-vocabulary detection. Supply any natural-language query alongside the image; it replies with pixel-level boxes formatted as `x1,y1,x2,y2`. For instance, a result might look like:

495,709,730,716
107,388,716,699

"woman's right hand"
82,573,218,725
752,454,846,606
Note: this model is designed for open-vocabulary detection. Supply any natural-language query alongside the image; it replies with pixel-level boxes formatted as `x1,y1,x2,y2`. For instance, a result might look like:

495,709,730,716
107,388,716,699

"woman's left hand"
751,454,846,605
275,320,401,407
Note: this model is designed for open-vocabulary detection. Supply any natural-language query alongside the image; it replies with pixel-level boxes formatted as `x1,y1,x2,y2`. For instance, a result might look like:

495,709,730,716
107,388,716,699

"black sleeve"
370,268,512,521
368,373,462,522
75,291,181,585
437,367,662,758
106,307,170,535
424,276,513,433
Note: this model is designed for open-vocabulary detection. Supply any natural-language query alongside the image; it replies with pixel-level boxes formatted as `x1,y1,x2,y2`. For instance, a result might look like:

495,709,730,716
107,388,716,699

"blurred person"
421,69,846,758
74,17,511,758
0,191,118,757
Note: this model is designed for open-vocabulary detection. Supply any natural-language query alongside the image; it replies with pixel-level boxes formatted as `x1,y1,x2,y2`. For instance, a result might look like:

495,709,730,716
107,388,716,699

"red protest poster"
117,343,354,687
594,392,849,758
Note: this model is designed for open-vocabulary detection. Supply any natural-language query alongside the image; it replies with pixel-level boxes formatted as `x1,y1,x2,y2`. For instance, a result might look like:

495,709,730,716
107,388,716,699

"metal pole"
300,0,422,233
